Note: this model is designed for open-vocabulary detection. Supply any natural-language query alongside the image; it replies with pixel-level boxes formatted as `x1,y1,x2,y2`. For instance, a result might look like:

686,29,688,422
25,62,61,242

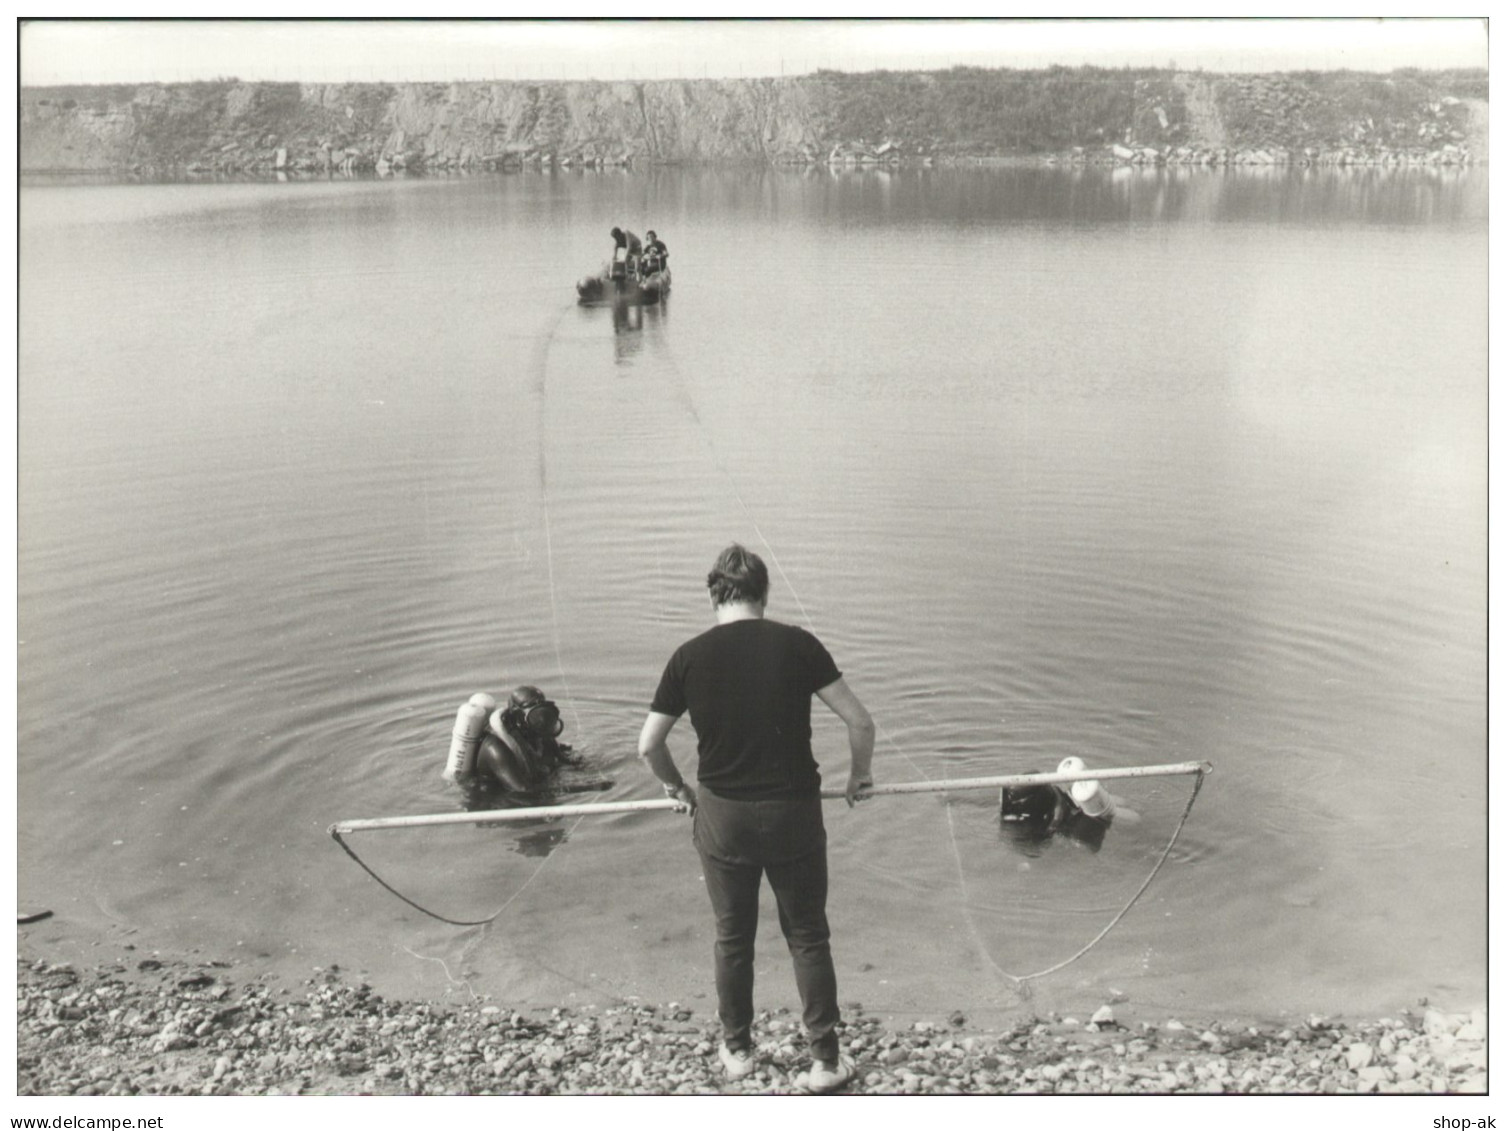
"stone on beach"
14,945,1489,1097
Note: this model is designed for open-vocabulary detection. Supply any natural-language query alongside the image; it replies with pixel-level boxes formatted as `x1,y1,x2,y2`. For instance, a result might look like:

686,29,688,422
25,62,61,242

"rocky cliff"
19,67,1487,175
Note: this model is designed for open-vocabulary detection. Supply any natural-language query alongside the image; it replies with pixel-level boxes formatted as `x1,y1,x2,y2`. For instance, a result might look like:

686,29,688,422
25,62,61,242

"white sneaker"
798,1053,856,1094
719,1042,755,1080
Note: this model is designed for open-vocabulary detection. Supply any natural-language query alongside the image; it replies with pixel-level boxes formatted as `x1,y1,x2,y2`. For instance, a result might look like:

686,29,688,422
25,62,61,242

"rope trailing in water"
330,764,1209,933
649,337,981,927
530,301,585,735
328,783,613,927
362,310,1212,961
672,382,1199,985
340,301,589,930
1000,766,1207,986
330,828,507,927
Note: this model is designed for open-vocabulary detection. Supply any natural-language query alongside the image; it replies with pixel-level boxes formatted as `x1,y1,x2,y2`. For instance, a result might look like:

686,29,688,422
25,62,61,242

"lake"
17,163,1487,1026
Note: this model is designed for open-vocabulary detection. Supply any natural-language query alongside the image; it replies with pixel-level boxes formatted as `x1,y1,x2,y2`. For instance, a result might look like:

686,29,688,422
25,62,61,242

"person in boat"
610,227,642,276
639,230,668,277
471,685,574,792
638,543,874,1093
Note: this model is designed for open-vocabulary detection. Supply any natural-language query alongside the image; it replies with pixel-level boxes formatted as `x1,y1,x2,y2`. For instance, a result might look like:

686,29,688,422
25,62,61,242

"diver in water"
470,685,576,793
999,759,1132,854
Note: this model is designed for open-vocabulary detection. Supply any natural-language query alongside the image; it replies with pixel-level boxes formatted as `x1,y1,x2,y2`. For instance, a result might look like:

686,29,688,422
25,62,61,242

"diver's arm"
638,711,696,813
477,732,534,792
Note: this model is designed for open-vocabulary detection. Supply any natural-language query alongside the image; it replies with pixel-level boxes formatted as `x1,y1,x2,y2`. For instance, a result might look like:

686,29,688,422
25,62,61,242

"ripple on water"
17,169,1486,1015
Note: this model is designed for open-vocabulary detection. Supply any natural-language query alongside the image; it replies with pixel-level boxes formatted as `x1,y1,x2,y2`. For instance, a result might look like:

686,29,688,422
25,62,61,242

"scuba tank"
1058,756,1116,819
442,693,497,782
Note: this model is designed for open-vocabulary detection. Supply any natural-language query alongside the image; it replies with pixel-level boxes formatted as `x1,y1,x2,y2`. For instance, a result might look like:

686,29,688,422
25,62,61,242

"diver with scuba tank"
445,685,577,793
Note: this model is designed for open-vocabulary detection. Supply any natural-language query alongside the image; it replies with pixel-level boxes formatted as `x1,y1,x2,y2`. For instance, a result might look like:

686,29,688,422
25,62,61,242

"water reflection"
621,163,1485,229
610,297,670,367
16,165,1484,1013
611,297,643,366
1054,163,1481,226
512,827,570,858
27,164,1479,230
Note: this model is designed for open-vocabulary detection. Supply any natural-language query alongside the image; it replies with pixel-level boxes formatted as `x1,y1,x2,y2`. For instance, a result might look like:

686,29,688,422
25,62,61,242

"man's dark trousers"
692,788,840,1063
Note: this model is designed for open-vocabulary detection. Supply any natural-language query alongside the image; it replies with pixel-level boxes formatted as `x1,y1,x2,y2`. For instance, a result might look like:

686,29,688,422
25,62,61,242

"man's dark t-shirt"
650,619,841,800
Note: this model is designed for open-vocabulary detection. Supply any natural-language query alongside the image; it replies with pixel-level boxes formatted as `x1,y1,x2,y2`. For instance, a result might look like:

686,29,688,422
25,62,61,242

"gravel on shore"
16,946,1486,1097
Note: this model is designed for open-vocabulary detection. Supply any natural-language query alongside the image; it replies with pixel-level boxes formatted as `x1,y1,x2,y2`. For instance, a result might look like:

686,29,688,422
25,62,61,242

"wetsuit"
475,723,564,792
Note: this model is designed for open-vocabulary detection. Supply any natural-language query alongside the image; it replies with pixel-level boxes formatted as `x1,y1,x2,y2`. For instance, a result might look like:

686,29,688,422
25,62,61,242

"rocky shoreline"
1053,142,1476,168
19,141,1483,180
16,939,1486,1097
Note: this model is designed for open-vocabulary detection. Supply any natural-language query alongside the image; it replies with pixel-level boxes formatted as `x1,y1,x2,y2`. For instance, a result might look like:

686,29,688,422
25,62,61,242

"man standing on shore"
638,544,875,1093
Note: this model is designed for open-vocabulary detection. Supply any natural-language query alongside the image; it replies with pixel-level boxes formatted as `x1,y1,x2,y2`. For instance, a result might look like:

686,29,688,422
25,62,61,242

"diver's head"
999,775,1060,849
505,685,564,738
999,778,1062,824
610,227,623,239
646,230,657,240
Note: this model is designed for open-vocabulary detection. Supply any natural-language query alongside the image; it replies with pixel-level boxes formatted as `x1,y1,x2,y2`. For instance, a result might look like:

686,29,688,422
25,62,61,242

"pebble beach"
16,935,1487,1098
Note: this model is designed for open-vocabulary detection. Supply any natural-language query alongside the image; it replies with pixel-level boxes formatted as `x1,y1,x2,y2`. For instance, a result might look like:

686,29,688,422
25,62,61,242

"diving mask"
510,698,563,738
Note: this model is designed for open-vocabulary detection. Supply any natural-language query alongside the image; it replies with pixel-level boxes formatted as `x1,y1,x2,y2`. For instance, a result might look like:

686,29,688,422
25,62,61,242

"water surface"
18,164,1486,1023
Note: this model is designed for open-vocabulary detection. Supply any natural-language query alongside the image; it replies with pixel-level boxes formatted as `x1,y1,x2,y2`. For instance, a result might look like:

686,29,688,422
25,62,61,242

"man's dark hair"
706,543,770,606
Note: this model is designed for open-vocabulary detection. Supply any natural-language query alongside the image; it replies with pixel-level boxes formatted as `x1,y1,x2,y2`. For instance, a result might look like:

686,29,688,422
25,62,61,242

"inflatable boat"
577,259,671,305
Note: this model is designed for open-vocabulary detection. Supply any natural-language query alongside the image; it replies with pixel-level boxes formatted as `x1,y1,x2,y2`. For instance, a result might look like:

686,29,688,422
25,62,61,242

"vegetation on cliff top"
813,66,1486,155
19,65,1488,173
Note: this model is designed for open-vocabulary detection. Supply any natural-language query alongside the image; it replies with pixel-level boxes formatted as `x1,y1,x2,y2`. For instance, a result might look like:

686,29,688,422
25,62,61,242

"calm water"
18,164,1486,1025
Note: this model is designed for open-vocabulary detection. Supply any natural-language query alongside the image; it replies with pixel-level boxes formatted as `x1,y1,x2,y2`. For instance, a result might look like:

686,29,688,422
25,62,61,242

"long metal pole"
330,761,1210,835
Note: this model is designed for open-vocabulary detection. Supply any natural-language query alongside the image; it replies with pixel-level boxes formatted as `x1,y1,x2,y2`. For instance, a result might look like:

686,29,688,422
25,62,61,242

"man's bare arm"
816,677,875,806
